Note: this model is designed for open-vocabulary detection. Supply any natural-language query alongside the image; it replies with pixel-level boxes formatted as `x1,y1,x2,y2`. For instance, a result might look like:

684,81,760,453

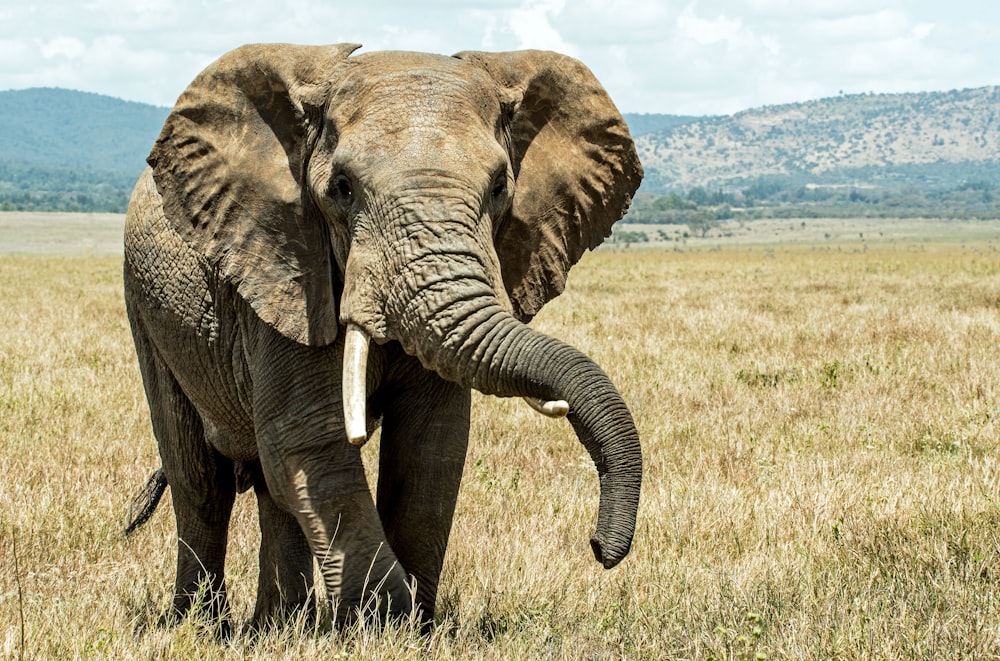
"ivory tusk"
342,323,369,445
523,396,570,418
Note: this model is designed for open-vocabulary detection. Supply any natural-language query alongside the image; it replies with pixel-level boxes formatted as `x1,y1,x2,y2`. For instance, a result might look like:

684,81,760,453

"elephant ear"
148,42,360,346
454,50,643,322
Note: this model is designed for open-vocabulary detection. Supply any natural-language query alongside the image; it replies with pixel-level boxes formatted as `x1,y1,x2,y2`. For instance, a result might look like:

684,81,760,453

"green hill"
0,88,168,212
636,86,1000,194
0,91,701,213
3,86,1000,216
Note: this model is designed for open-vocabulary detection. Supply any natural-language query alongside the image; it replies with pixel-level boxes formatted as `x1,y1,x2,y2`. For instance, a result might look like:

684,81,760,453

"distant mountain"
0,90,704,212
623,113,701,137
0,88,168,212
3,86,1000,213
636,86,1000,194
0,88,167,172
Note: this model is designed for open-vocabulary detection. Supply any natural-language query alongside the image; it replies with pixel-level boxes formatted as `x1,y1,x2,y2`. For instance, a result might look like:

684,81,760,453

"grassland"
0,212,125,256
2,215,1000,658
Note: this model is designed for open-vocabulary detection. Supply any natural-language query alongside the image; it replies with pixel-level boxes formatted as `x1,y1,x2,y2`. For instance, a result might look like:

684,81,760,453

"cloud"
677,6,748,47
809,8,915,42
558,0,673,45
744,0,898,20
507,0,578,55
611,0,1000,114
0,0,998,113
39,36,88,60
467,0,577,55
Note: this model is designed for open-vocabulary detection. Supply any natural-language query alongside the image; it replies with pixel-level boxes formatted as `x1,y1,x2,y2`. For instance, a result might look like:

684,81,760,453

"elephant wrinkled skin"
123,42,643,630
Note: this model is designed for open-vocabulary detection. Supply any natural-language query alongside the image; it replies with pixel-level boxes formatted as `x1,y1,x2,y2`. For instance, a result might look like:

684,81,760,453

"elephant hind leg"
130,322,236,628
251,482,315,630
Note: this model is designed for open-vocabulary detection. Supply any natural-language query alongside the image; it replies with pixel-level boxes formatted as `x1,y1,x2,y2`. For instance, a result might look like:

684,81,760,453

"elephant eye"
491,168,508,200
332,174,353,202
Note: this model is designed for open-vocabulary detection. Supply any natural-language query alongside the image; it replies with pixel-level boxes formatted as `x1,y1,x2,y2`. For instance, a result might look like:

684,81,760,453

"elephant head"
148,44,642,570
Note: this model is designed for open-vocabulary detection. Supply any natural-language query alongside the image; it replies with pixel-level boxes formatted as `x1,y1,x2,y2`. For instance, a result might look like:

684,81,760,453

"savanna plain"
2,214,1000,659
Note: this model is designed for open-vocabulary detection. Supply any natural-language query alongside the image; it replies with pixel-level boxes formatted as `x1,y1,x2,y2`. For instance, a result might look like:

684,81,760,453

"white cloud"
0,39,32,73
677,6,748,47
557,0,674,45
466,0,578,55
507,0,577,54
39,36,88,61
810,9,913,42
744,0,897,20
910,23,934,41
81,0,180,32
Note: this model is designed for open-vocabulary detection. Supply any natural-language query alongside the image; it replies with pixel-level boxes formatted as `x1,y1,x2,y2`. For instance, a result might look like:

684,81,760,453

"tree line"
624,176,1000,231
0,163,137,213
2,161,998,219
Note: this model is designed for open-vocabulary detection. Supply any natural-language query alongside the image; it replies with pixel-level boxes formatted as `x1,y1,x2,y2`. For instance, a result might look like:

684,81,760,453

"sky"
1,0,999,116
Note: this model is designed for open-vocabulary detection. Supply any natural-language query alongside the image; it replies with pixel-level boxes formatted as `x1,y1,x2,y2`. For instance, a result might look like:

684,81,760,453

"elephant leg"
168,458,235,630
131,323,235,628
249,330,415,626
376,363,472,626
259,445,415,627
251,483,315,629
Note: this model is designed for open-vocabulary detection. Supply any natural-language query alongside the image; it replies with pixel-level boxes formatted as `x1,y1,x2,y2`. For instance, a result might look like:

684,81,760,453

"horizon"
3,80,997,119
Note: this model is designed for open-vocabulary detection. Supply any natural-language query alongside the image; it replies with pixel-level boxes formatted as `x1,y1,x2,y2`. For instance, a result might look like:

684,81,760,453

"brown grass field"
2,214,1000,658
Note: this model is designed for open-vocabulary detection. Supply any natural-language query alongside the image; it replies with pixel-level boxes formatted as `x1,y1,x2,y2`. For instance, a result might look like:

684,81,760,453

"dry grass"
0,213,125,256
2,223,1000,658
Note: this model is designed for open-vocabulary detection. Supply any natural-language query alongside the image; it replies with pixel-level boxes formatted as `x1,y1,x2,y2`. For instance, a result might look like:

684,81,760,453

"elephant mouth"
341,322,568,446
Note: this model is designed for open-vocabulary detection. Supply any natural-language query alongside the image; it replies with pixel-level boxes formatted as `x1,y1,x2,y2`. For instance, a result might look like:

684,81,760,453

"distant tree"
686,186,710,206
612,229,650,247
654,193,695,211
688,209,720,238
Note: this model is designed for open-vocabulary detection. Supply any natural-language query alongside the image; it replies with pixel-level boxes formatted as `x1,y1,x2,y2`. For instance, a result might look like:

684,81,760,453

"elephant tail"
124,467,168,536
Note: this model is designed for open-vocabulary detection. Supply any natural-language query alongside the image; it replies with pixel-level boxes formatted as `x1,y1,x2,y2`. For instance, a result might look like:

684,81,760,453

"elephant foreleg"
250,330,415,626
376,363,472,627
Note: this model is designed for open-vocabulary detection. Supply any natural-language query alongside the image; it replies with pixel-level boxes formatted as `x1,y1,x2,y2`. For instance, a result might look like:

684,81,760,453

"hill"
0,90,700,213
636,86,1000,194
623,113,701,137
0,88,168,170
3,86,1000,215
0,88,168,212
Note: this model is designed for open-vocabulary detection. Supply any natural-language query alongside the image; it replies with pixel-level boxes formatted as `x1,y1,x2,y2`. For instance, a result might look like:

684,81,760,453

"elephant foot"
242,609,317,643
248,593,317,635
329,553,420,631
157,590,233,641
335,595,420,633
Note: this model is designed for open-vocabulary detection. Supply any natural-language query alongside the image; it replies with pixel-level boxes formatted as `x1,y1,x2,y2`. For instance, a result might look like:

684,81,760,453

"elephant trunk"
423,302,642,568
344,262,641,567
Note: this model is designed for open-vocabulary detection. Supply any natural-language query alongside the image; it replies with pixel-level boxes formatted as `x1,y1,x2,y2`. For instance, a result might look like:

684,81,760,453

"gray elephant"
123,42,643,630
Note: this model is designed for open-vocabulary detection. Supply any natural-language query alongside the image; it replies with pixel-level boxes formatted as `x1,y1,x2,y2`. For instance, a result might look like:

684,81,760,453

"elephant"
122,42,643,631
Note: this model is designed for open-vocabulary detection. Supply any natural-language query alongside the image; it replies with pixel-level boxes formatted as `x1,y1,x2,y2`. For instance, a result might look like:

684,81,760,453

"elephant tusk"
523,396,570,418
343,323,370,445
